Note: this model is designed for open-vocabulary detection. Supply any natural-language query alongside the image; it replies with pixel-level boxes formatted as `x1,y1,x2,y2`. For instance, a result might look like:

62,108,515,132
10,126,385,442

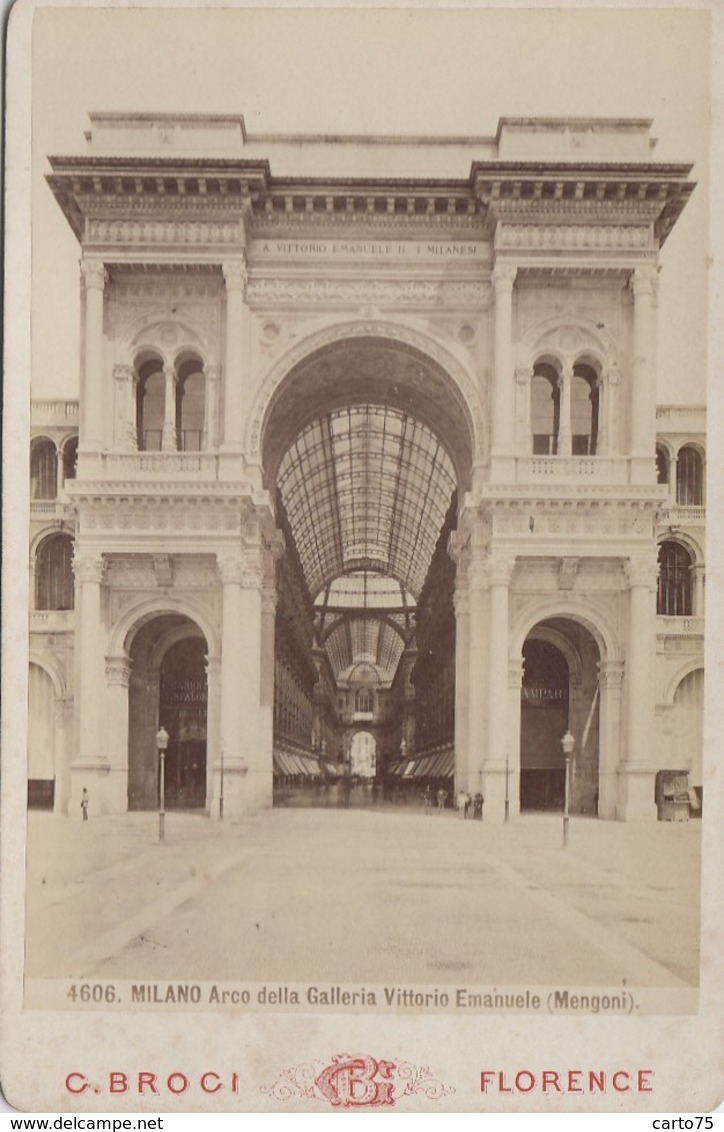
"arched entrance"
350,731,376,778
127,614,209,811
28,663,57,809
520,619,601,815
261,335,476,807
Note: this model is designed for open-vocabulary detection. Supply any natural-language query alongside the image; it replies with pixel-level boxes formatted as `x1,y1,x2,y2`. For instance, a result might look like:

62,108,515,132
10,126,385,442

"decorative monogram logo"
261,1053,454,1108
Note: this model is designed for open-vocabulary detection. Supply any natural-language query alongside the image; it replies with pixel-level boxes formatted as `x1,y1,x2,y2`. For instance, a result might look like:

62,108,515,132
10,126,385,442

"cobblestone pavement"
25,806,701,989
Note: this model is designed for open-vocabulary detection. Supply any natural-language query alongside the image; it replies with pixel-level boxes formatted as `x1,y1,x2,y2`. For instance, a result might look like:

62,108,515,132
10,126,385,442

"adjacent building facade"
29,114,705,822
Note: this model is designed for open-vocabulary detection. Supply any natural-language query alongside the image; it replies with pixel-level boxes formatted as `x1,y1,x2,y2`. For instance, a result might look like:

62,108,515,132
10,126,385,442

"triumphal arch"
29,114,704,821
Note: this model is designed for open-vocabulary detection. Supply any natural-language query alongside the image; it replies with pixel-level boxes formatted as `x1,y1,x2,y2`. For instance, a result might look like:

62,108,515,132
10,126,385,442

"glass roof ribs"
277,404,456,603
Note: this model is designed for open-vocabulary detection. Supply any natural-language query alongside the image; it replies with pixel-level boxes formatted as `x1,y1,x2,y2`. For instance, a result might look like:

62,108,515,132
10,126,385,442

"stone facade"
28,114,704,821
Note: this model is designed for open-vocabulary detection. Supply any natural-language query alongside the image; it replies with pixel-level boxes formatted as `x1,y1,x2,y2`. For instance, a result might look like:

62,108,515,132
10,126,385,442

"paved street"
25,806,700,988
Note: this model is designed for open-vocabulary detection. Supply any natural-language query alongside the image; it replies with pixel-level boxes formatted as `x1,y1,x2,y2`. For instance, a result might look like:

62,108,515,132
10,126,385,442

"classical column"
52,699,70,814
630,266,659,469
607,362,621,457
490,263,517,469
450,538,471,795
693,564,705,618
79,259,108,457
55,442,65,500
113,364,137,451
619,555,659,819
506,657,524,820
514,365,531,452
483,554,514,822
217,551,249,816
105,656,132,813
258,586,278,810
205,657,222,816
70,551,110,815
467,553,489,796
597,660,624,820
595,373,607,456
557,364,573,456
222,260,247,451
202,364,221,451
161,365,177,452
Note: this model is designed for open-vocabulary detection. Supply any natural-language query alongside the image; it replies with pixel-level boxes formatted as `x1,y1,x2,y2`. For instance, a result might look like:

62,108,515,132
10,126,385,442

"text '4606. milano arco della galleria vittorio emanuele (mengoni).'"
29,113,704,824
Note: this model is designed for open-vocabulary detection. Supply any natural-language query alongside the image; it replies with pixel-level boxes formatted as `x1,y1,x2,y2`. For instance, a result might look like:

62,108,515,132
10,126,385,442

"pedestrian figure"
436,787,447,813
457,790,471,818
423,784,433,814
80,788,89,822
473,792,484,821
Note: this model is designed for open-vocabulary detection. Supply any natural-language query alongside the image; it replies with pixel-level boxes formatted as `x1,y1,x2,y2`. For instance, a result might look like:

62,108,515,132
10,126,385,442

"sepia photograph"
3,1,722,1113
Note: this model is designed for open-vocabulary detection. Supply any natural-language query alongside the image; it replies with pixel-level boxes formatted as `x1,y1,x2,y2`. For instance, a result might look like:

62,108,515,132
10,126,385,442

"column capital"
487,553,516,587
113,363,135,384
72,550,105,584
204,363,222,383
508,658,524,689
53,698,72,726
80,259,108,293
163,364,177,382
105,656,132,687
453,584,470,619
631,264,658,299
205,656,222,684
222,259,248,293
491,262,517,293
261,587,278,616
216,550,244,585
624,555,658,590
514,365,530,385
598,659,625,690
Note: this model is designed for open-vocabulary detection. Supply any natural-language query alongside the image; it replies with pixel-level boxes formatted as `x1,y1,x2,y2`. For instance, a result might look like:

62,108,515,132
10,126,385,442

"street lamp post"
561,729,575,848
156,725,169,843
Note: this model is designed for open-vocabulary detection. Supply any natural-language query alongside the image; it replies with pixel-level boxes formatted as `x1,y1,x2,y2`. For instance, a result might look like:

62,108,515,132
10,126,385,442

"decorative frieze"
87,218,242,245
245,278,489,307
497,224,651,251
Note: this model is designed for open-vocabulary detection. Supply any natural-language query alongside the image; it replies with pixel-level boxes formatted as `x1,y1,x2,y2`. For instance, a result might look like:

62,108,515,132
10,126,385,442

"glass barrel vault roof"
277,404,457,602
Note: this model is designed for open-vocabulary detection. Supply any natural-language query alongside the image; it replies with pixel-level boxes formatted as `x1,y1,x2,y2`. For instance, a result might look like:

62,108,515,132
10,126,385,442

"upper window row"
136,354,205,453
30,437,78,500
531,363,599,456
656,445,705,506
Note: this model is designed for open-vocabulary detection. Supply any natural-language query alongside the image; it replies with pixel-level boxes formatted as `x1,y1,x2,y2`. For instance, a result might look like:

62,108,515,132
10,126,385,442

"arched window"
62,436,79,483
176,357,205,452
355,687,373,713
571,366,599,456
531,364,560,455
35,534,74,611
656,446,670,485
657,540,693,617
136,358,165,451
30,439,57,500
676,446,704,506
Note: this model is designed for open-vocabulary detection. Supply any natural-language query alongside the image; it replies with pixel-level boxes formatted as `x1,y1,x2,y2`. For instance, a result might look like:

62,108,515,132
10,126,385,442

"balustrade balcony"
30,610,75,633
656,615,704,637
516,455,630,484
